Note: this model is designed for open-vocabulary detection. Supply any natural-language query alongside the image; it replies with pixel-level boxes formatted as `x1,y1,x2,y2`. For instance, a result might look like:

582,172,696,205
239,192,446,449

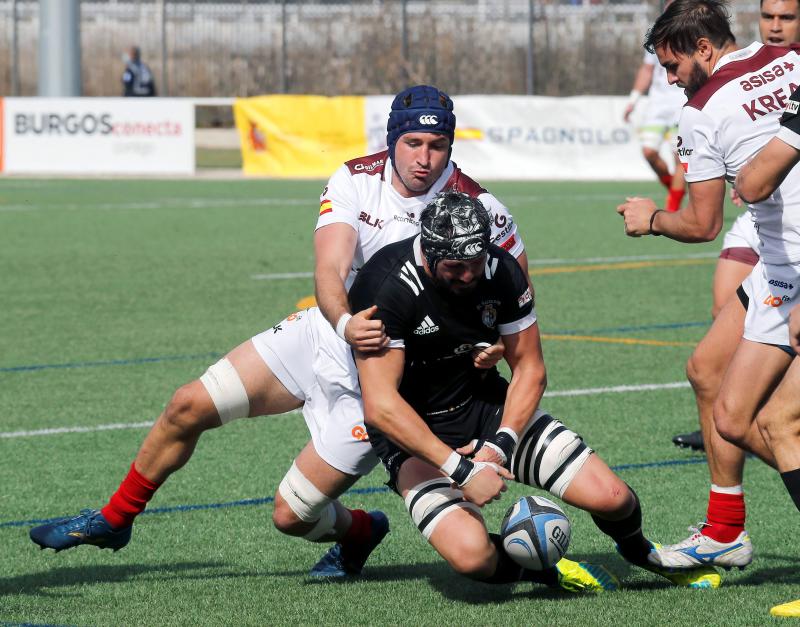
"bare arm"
623,63,654,122
356,348,512,504
314,223,387,351
469,322,546,466
735,137,800,204
616,177,726,242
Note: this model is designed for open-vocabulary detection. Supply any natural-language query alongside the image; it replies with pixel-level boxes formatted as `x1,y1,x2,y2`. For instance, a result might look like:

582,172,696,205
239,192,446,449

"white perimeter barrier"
366,95,669,181
1,98,195,175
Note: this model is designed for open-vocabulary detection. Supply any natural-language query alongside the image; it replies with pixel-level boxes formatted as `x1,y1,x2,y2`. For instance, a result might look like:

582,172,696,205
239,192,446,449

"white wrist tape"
628,89,642,105
440,451,462,477
497,426,519,445
335,313,352,341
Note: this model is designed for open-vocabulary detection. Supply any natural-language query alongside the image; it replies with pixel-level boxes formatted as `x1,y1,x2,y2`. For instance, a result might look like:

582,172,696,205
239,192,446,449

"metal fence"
0,0,766,98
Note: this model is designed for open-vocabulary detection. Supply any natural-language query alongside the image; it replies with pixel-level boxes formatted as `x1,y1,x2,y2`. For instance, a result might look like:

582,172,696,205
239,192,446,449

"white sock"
711,483,743,495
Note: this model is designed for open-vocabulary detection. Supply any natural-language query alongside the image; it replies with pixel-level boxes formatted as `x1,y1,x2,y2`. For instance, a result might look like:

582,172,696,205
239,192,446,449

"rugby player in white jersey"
728,82,800,618
624,29,688,212
616,0,800,587
29,86,615,591
672,0,800,453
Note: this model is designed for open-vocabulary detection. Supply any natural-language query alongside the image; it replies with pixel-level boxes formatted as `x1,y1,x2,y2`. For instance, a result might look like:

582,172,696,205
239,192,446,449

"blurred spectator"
122,46,156,97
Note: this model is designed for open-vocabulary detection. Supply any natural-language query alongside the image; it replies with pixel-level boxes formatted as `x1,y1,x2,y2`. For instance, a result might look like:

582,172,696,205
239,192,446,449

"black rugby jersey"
348,234,535,420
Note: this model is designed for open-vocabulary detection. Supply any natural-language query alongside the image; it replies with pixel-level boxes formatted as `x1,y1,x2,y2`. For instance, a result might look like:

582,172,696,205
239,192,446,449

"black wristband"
450,457,475,485
488,432,516,464
649,209,664,236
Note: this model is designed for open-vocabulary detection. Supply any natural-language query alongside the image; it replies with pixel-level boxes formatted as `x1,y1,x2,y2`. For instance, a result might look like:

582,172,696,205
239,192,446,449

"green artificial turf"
1,178,795,626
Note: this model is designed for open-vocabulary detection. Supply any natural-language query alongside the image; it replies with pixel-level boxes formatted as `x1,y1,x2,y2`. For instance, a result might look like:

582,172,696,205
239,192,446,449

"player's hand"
789,304,800,354
623,103,635,123
459,463,513,507
472,340,504,369
345,305,388,352
730,187,744,207
456,440,506,466
617,196,658,237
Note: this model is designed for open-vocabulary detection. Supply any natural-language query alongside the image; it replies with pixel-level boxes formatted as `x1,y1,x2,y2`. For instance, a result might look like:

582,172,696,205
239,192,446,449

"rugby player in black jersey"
349,191,721,589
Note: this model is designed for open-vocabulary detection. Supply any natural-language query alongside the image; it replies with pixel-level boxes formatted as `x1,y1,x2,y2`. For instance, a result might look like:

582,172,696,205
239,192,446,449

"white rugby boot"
649,524,752,570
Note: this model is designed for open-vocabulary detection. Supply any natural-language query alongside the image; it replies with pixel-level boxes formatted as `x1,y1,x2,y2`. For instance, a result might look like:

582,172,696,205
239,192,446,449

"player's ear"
695,37,713,61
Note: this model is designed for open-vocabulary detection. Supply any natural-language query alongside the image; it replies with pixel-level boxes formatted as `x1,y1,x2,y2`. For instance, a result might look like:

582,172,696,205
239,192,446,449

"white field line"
0,192,656,214
0,197,311,212
250,251,718,280
1,381,691,439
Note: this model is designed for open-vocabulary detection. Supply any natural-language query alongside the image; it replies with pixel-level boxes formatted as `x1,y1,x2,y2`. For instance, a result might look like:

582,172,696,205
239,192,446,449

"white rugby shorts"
251,307,378,476
637,101,681,151
722,211,760,254
741,260,800,348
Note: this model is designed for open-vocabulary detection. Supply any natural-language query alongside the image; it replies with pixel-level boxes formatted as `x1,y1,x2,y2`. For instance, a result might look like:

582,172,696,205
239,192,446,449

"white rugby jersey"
679,41,800,263
316,150,524,288
644,51,687,112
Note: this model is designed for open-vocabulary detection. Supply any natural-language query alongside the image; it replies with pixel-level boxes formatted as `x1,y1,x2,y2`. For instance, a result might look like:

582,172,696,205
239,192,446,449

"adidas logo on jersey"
414,315,440,335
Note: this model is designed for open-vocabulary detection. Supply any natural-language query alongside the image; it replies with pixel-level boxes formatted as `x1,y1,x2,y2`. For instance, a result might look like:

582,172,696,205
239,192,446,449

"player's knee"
713,399,748,445
276,462,336,540
592,479,634,518
162,383,214,436
756,409,799,445
685,347,718,399
446,536,494,579
271,491,306,536
641,147,660,164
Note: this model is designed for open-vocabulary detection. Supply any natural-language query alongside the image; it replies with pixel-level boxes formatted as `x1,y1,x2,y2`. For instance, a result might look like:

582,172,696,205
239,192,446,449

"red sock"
101,463,161,529
665,188,685,212
659,174,673,188
342,509,372,545
702,490,745,543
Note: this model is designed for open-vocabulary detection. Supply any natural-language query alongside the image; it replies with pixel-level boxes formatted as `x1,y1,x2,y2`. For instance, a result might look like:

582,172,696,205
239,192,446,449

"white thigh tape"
512,410,593,498
199,358,250,424
404,478,480,540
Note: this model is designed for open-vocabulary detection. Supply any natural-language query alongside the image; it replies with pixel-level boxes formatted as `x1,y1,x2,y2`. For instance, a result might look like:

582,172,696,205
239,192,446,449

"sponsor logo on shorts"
414,315,439,335
518,287,532,308
768,279,794,290
764,293,790,307
351,425,369,441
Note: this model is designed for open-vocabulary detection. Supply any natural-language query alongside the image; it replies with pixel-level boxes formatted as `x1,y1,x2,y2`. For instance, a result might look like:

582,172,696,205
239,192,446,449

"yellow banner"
234,95,367,177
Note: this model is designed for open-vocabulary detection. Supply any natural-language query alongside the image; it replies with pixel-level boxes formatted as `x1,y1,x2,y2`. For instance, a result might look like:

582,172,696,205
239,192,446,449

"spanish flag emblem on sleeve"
319,199,333,215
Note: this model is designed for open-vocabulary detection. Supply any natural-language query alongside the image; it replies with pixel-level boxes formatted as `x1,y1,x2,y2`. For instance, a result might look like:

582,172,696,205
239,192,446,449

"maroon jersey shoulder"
688,45,800,110
443,165,488,197
345,150,389,176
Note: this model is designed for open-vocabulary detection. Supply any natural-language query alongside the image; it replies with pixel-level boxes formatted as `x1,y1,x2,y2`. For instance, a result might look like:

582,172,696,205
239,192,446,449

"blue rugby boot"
310,510,389,577
30,509,132,552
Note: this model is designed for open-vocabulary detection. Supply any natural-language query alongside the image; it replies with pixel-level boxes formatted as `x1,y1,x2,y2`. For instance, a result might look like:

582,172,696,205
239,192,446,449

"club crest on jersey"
481,303,497,328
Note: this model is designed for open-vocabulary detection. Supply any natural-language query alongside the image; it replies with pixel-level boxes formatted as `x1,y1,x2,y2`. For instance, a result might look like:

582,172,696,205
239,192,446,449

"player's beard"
683,61,709,99
431,271,480,297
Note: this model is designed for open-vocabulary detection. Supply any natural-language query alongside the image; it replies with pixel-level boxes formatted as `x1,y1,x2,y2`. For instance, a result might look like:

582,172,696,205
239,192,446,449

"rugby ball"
500,495,571,570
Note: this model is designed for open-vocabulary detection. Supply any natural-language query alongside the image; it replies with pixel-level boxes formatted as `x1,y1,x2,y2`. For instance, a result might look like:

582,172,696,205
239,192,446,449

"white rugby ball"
500,495,571,570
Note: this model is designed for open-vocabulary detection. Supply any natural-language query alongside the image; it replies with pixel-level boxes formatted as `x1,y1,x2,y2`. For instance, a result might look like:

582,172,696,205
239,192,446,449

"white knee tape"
278,462,336,540
200,358,250,424
512,409,593,498
404,478,480,541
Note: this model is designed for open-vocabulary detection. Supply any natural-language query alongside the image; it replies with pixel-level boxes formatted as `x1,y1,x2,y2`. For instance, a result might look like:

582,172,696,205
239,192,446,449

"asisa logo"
418,115,438,125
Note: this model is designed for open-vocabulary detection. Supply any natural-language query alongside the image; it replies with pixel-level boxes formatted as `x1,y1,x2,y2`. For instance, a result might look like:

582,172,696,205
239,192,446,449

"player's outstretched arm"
735,138,800,204
624,62,653,122
355,348,511,506
617,177,726,242
314,223,386,350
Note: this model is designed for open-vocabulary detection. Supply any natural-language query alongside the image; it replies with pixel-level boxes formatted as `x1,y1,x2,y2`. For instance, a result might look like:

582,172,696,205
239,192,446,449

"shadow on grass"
0,562,242,598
